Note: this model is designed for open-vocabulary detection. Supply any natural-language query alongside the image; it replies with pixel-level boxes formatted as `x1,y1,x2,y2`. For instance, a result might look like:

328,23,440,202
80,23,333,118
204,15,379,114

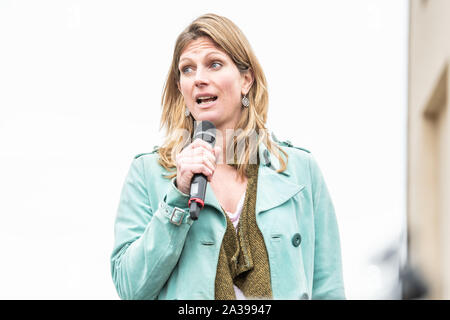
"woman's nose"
194,68,209,87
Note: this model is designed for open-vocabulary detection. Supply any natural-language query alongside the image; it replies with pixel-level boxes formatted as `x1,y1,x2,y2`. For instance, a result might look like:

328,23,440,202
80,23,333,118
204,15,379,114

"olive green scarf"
214,161,272,299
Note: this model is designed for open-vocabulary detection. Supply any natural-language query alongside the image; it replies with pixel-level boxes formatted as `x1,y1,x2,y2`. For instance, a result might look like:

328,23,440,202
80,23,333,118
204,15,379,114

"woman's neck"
214,126,237,166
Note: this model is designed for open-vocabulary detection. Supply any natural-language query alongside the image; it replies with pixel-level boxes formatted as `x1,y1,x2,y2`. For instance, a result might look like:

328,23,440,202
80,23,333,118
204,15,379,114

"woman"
110,13,345,300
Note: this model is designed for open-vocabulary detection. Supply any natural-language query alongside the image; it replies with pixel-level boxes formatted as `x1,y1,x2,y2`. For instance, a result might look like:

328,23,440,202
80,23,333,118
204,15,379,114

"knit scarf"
214,160,272,299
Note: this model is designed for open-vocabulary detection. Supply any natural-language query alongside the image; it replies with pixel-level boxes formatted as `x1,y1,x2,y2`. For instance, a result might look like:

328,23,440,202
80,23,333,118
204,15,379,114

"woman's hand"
175,138,221,195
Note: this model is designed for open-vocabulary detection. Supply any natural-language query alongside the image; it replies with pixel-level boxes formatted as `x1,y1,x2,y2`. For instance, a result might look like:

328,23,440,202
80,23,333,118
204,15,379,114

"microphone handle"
189,173,208,220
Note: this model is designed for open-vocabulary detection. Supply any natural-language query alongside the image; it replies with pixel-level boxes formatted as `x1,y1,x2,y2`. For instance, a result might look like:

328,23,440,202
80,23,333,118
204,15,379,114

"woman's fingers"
189,163,213,178
175,138,218,194
178,154,215,176
191,138,214,152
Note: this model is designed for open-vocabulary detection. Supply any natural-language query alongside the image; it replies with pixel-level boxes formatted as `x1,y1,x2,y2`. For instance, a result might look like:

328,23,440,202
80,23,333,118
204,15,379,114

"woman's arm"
308,154,346,300
110,156,192,300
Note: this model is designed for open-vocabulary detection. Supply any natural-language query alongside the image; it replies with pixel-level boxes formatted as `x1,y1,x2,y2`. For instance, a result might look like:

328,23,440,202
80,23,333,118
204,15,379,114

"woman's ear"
241,69,254,95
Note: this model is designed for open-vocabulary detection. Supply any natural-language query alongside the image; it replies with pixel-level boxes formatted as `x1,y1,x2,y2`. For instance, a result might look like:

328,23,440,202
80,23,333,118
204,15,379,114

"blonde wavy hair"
158,13,288,179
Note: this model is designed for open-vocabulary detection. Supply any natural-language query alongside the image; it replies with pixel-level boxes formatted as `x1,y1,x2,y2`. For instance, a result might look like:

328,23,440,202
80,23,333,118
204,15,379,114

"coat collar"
204,142,304,215
255,142,304,214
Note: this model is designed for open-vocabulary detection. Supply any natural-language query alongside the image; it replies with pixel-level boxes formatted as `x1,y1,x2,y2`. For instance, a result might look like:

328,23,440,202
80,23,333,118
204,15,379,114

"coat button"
292,233,301,247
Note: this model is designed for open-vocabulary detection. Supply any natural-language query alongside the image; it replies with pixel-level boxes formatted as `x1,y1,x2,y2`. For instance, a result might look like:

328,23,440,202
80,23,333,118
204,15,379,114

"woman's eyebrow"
205,51,226,59
179,57,192,64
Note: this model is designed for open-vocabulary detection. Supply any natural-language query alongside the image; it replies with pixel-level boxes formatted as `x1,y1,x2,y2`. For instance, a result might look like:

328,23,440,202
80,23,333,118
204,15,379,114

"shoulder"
270,133,327,189
272,134,311,154
133,145,160,160
270,132,312,160
130,146,164,176
266,132,315,179
128,146,172,183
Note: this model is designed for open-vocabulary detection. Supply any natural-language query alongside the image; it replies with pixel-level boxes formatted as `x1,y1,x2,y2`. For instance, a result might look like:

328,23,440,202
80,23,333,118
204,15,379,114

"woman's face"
178,37,253,131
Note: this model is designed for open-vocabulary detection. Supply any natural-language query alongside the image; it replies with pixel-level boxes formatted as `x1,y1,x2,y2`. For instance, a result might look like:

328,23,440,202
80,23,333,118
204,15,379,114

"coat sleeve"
110,156,192,300
308,154,346,299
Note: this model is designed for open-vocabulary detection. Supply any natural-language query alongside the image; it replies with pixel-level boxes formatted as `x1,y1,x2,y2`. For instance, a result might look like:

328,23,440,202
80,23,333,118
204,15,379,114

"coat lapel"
255,143,304,214
204,182,223,213
202,143,304,215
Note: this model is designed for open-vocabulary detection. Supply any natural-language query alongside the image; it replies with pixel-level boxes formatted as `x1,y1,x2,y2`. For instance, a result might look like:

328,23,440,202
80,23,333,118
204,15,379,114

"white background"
0,0,408,299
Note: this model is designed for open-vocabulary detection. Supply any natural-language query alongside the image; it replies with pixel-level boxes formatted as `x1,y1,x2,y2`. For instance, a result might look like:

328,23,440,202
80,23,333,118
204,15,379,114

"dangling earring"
242,94,250,108
185,106,190,117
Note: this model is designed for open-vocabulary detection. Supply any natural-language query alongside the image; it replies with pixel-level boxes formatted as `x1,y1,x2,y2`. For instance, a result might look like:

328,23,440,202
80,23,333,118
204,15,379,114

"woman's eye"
211,62,222,69
181,66,193,74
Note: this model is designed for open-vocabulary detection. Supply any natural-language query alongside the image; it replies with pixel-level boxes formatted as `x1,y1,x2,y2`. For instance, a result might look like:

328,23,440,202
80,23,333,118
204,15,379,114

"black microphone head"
193,120,216,147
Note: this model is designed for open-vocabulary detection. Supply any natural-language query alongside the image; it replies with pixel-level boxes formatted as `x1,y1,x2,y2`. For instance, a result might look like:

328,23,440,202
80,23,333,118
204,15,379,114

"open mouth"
196,96,218,104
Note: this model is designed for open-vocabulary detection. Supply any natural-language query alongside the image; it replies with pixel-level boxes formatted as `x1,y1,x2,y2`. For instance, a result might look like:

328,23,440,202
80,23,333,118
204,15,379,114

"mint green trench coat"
110,140,345,300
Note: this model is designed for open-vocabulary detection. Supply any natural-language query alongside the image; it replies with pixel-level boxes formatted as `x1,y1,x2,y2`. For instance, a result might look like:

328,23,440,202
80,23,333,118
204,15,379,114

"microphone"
188,120,216,220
